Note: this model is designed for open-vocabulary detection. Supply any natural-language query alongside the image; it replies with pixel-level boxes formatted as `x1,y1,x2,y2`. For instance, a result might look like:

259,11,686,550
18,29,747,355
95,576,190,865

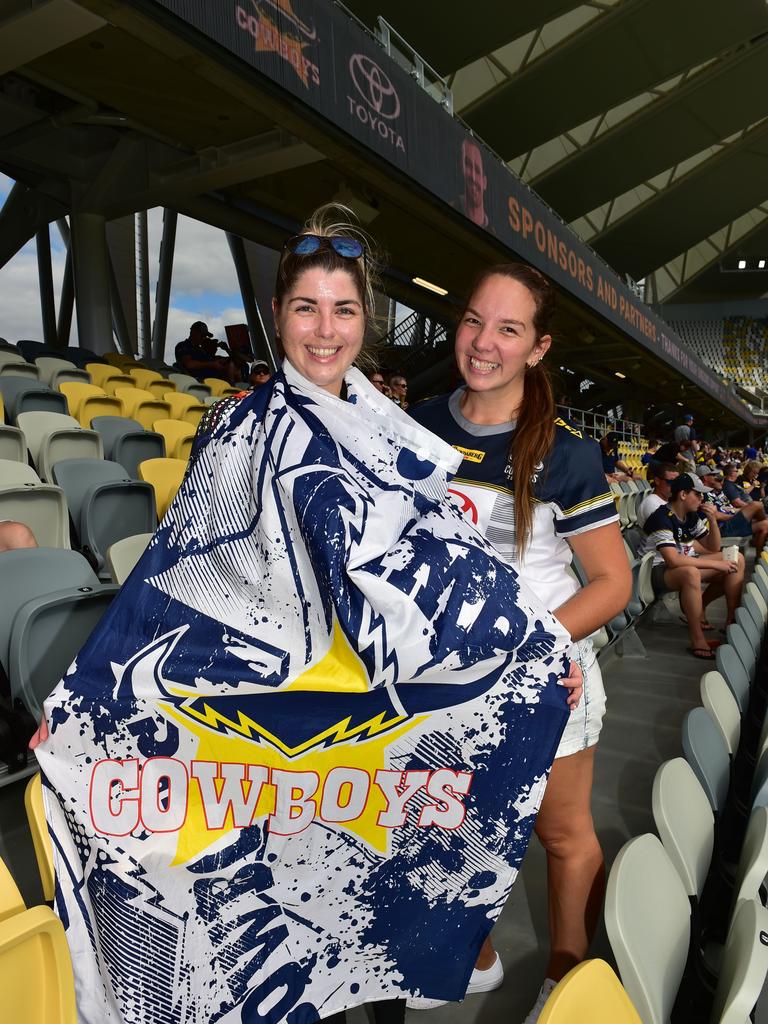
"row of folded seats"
599,556,768,1022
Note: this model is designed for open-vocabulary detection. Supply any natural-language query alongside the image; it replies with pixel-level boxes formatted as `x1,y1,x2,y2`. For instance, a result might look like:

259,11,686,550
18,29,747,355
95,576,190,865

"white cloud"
0,235,76,345
148,209,242,300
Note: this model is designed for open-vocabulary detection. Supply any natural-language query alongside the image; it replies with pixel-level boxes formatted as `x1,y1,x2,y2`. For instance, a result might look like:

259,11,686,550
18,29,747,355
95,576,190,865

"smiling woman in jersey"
410,263,631,1024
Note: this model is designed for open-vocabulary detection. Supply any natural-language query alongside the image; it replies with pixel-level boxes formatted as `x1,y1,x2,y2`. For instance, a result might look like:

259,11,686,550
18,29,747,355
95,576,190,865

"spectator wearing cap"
674,413,696,449
706,464,768,556
175,322,238,383
637,462,679,527
248,360,272,389
599,432,633,481
642,472,742,660
744,442,758,461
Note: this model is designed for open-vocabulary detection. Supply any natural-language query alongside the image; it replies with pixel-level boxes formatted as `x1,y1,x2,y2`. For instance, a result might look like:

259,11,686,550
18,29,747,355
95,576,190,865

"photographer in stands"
175,321,239,384
643,472,742,660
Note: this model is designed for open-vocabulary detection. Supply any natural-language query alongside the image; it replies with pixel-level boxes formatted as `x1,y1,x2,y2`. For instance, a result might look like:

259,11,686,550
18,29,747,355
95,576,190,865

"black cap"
190,321,213,337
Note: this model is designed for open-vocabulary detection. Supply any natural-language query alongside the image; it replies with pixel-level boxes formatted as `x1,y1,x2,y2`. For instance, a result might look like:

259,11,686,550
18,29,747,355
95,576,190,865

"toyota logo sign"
349,54,400,119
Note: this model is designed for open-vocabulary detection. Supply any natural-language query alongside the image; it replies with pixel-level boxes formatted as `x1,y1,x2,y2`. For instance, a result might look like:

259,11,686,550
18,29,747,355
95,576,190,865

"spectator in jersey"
674,413,696,449
0,521,36,551
175,322,238,383
387,372,408,411
700,465,768,556
459,138,489,228
600,432,633,480
744,441,758,461
410,262,630,1022
637,463,679,527
643,472,741,659
723,462,766,515
641,440,660,466
248,360,272,389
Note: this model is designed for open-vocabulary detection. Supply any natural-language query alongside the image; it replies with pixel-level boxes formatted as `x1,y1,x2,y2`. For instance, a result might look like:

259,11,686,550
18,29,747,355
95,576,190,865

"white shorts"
554,638,606,759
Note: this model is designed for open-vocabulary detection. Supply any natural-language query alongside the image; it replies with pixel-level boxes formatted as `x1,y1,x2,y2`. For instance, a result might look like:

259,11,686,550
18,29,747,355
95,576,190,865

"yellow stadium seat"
0,905,77,1023
145,379,176,399
101,374,137,396
102,352,130,367
138,457,187,520
203,377,241,397
538,959,642,1024
0,857,25,922
152,419,196,460
77,395,123,428
164,391,204,419
58,381,105,420
181,404,206,429
115,388,172,429
24,774,54,903
128,368,163,390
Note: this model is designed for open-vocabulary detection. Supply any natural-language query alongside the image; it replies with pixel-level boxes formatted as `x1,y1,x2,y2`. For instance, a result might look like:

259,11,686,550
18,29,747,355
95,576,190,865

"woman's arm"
552,523,632,641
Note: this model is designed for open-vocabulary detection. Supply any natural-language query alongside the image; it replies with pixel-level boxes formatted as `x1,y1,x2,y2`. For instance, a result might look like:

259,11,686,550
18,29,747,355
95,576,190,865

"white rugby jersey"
411,389,619,614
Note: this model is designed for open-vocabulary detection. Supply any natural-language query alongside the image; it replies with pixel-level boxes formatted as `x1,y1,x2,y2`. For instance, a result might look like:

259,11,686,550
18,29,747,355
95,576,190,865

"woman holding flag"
410,263,631,1023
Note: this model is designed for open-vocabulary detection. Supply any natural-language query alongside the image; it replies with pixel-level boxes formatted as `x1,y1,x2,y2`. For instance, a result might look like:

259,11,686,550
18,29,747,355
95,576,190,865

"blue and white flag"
37,363,571,1024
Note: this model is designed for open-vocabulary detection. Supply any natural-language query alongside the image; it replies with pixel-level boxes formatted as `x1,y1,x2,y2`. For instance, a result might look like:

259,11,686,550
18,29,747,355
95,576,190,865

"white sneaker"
522,978,557,1024
406,953,504,1009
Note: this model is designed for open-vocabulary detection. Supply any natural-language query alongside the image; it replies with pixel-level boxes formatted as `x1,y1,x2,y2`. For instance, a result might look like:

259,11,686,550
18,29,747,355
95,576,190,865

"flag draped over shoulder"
37,362,571,1024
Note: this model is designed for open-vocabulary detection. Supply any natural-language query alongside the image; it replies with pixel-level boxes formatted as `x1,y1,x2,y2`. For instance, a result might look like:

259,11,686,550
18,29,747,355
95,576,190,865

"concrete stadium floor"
0,590,742,1022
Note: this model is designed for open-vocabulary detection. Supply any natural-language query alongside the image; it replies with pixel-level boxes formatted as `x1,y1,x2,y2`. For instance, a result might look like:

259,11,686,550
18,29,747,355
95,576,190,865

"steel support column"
151,209,177,361
56,219,74,348
136,210,151,360
35,225,57,347
70,212,113,354
226,231,276,369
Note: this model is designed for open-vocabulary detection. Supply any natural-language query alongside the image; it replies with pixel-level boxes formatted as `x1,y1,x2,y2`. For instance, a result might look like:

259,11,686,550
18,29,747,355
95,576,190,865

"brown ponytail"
462,262,557,557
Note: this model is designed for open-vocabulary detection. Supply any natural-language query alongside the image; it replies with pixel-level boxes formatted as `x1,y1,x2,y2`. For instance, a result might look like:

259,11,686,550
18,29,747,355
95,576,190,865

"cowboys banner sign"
38,365,571,1024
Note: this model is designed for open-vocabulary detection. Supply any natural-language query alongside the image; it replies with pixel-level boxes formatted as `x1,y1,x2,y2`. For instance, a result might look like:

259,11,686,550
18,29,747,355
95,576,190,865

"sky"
0,175,247,365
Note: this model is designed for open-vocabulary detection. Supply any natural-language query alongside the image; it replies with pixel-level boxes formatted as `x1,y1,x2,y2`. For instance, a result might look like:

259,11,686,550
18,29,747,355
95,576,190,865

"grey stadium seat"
0,425,25,463
15,411,102,482
0,352,38,380
0,459,70,549
52,459,156,571
90,416,164,478
34,357,90,390
0,378,66,422
0,548,118,719
681,706,730,816
106,532,153,585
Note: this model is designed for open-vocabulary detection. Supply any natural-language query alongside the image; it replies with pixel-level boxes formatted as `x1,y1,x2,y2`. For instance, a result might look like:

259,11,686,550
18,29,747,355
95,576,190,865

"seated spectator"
641,440,660,466
367,370,386,394
637,463,679,526
705,465,768,556
739,459,764,501
0,521,36,551
175,322,238,384
600,431,633,480
643,473,742,659
248,360,272,389
723,462,766,516
386,372,408,411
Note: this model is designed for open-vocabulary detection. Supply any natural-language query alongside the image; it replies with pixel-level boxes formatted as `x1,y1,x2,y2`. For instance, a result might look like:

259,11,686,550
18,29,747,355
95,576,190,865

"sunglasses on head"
283,234,365,260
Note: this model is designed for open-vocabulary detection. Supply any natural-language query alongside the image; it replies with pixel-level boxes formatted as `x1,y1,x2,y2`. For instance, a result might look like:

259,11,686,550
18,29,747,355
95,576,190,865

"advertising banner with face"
38,366,571,1023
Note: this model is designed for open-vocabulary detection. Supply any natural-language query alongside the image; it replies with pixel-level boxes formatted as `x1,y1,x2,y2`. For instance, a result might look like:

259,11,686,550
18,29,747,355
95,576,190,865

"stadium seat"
64,348,103,370
16,412,102,482
58,383,122,428
651,757,713,899
537,959,642,1024
742,592,765,635
16,340,56,363
138,457,186,519
709,898,768,1024
168,373,211,400
100,374,137,396
203,394,223,405
24,775,54,903
0,379,67,421
85,363,133,389
604,833,690,1024
715,644,751,716
129,368,176,398
58,381,104,418
152,418,195,459
681,706,730,815
106,532,153,585
0,426,25,463
735,608,761,660
725,622,756,682
0,857,25,922
34,357,89,389
163,391,204,420
114,387,171,429
0,905,77,1023
0,352,38,380
102,352,134,368
182,404,206,428
52,459,156,571
0,550,117,720
0,459,69,548
700,671,741,757
203,377,240,397
90,416,164,479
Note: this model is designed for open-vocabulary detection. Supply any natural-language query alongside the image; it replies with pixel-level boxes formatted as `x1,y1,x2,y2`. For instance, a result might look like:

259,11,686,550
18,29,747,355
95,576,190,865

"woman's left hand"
559,658,583,711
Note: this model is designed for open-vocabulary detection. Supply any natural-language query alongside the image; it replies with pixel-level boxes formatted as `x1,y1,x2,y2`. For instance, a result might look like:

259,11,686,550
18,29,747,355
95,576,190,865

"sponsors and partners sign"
148,0,760,424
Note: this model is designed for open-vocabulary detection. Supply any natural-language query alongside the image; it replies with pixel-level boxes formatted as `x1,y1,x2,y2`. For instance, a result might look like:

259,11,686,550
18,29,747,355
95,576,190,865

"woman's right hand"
29,715,48,750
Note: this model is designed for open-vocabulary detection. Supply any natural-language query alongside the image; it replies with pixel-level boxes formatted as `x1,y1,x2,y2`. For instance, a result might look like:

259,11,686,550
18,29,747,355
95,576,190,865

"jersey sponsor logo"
452,444,485,464
448,487,479,524
554,417,582,439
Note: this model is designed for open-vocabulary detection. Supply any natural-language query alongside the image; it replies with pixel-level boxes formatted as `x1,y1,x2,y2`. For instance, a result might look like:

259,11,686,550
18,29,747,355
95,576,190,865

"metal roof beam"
460,0,768,160
531,36,768,220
